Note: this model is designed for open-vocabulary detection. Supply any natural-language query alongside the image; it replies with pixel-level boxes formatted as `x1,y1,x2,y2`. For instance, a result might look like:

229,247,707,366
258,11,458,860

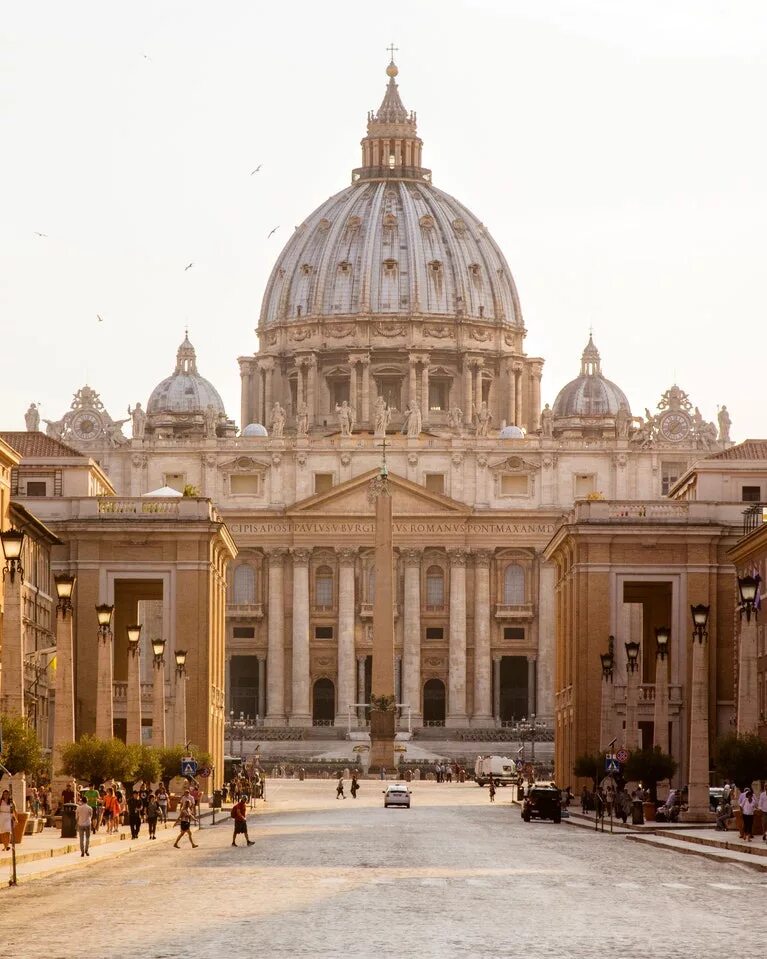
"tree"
59,736,137,786
573,752,604,789
715,733,767,789
623,746,678,803
156,745,214,786
0,714,43,776
132,745,161,786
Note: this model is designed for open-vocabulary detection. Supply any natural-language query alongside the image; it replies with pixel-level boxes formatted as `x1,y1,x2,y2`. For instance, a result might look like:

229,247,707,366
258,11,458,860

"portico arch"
312,677,335,725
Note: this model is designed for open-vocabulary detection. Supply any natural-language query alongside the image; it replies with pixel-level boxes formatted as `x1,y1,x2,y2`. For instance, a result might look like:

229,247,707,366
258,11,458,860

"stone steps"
627,832,767,871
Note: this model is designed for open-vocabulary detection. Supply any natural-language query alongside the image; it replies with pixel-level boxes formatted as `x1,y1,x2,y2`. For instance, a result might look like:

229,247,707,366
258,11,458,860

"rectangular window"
331,381,349,407
504,627,525,641
25,481,47,496
163,472,185,493
315,625,333,640
425,627,444,641
500,475,527,496
661,463,684,496
742,485,761,502
428,381,449,411
424,474,445,495
314,473,333,494
232,627,255,639
574,474,596,498
230,474,260,495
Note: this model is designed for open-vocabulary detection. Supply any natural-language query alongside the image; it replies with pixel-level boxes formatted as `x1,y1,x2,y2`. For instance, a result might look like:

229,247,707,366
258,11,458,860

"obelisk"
369,452,396,772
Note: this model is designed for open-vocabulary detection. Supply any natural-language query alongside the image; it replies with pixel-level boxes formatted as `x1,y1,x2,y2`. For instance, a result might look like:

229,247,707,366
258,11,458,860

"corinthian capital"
447,547,469,568
473,549,493,569
291,548,312,566
400,547,423,568
337,546,357,566
265,547,288,568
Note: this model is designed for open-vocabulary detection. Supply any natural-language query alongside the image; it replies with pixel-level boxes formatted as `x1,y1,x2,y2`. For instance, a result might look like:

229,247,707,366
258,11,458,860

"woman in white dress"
0,789,16,850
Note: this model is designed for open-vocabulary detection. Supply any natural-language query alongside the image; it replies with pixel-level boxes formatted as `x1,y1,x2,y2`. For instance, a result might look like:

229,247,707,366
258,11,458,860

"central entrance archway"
423,678,446,725
312,678,335,725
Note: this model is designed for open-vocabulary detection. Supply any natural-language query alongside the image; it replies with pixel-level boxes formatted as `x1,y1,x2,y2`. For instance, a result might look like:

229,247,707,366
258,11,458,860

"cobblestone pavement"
5,781,763,958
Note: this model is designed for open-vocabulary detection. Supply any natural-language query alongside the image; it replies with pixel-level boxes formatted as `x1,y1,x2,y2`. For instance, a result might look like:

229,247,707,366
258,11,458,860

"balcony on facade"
227,602,264,620
494,602,535,620
359,602,400,619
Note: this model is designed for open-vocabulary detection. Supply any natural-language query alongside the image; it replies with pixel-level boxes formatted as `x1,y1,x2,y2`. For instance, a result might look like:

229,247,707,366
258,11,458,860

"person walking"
350,775,359,799
336,777,346,799
145,793,159,839
103,787,120,834
231,796,255,847
489,778,497,803
0,789,16,851
173,803,199,848
127,790,142,840
156,784,169,825
76,793,93,857
758,782,767,842
740,787,757,841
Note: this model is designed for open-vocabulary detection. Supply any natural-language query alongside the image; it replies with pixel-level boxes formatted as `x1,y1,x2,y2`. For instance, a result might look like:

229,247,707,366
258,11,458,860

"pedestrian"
0,789,16,851
336,777,346,799
76,793,93,857
156,784,169,824
722,780,732,804
758,782,767,842
740,787,757,841
146,792,159,839
489,779,496,803
127,789,142,840
230,796,255,847
380,767,386,782
350,775,359,799
173,803,199,849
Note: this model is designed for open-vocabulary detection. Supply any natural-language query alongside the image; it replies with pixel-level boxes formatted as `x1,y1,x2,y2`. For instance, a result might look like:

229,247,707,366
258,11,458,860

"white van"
474,755,517,786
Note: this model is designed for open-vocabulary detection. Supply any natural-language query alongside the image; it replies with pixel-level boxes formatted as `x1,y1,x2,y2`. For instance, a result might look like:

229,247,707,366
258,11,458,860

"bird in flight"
184,262,193,271
142,53,151,61
250,164,262,175
267,227,279,238
97,314,104,323
33,231,48,238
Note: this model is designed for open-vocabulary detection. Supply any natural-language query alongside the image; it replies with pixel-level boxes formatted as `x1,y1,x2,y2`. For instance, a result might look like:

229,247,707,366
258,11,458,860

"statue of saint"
269,402,286,438
24,403,40,431
128,402,146,439
447,406,464,435
718,405,731,443
614,403,630,440
296,402,309,437
44,418,65,439
474,401,492,437
373,395,393,437
105,419,129,447
540,403,553,438
204,404,219,438
335,400,355,436
401,400,422,438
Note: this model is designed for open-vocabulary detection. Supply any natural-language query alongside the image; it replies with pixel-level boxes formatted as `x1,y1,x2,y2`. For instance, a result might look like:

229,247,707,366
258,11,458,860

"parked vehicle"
474,756,516,787
521,786,562,823
383,783,411,808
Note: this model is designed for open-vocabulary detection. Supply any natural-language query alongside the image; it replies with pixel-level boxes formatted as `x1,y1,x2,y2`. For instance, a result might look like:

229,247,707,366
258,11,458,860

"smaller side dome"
242,423,268,437
500,425,526,439
552,336,631,418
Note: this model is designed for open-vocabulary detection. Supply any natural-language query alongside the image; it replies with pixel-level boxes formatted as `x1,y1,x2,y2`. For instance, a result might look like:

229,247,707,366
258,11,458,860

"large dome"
147,335,226,416
259,62,522,329
552,336,630,417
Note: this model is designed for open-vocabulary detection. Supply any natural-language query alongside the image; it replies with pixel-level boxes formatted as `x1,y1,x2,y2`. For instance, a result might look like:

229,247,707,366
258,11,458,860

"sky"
2,1,766,439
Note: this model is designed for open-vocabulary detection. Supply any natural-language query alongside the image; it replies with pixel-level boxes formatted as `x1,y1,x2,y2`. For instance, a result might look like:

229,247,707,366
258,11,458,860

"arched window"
504,564,525,605
315,565,334,608
233,564,256,605
426,566,445,608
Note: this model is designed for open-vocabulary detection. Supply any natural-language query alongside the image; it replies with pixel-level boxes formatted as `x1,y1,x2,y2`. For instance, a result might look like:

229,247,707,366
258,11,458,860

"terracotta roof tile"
0,431,87,459
707,439,767,461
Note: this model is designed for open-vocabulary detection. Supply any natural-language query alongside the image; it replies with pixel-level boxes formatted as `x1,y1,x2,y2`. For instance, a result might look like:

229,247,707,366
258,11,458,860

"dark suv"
521,787,562,823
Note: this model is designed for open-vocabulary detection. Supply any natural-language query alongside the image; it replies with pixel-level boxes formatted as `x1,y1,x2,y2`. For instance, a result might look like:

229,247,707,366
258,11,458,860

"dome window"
383,258,397,275
468,263,481,278
428,260,442,275
301,263,314,276
383,213,397,228
452,218,467,235
318,218,331,232
338,261,352,274
419,215,434,230
346,216,361,231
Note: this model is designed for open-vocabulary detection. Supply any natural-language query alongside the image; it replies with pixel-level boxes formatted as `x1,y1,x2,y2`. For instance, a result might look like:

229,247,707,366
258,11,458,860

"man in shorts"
231,796,255,847
173,802,199,849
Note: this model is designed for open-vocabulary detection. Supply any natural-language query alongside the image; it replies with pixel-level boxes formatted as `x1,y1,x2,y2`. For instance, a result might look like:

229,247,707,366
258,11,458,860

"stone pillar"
126,640,143,745
265,549,287,726
361,356,371,425
296,358,305,410
95,623,114,740
463,358,473,426
624,658,640,751
473,360,483,418
737,615,758,734
402,548,423,726
336,548,357,726
408,354,418,408
527,656,536,717
513,364,523,426
151,655,166,748
493,656,501,724
472,550,493,727
254,365,263,424
307,354,317,428
395,655,402,706
52,603,76,795
0,573,24,717
348,357,358,422
260,358,275,420
173,664,187,746
357,655,367,724
290,548,312,726
257,655,266,721
599,672,615,752
653,650,670,754
685,629,711,820
421,359,430,426
446,548,468,726
530,362,543,432
506,361,515,427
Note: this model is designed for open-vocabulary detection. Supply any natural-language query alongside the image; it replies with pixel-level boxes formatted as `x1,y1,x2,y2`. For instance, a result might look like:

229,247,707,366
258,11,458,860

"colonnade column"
257,654,266,722
264,549,287,726
513,363,523,426
289,549,312,726
446,548,468,726
472,550,493,726
402,548,423,726
336,548,357,726
361,356,371,425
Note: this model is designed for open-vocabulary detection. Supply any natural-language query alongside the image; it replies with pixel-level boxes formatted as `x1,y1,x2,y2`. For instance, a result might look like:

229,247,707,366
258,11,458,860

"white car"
383,783,411,808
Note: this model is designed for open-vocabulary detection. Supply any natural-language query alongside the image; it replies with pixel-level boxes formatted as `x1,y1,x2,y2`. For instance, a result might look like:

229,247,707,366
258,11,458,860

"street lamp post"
599,636,615,751
518,714,546,763
0,527,26,718
173,649,187,746
685,604,712,821
653,627,670,755
624,640,640,751
95,604,115,740
52,573,76,797
737,575,759,734
151,638,166,748
125,624,142,745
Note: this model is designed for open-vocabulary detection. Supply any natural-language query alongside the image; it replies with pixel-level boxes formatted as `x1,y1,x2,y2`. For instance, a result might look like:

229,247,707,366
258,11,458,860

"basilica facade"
34,59,732,737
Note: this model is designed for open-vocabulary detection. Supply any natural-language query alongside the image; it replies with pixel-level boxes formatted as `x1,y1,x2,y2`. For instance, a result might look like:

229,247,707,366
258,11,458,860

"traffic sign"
197,766,211,779
615,748,629,764
180,757,198,778
604,757,620,774
514,758,524,771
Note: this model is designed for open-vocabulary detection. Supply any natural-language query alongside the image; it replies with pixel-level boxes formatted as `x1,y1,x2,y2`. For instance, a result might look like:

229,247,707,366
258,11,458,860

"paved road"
5,781,763,958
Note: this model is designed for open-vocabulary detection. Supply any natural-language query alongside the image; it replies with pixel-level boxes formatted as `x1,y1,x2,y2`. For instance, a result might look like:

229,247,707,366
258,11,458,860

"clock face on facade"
71,409,101,440
659,411,691,442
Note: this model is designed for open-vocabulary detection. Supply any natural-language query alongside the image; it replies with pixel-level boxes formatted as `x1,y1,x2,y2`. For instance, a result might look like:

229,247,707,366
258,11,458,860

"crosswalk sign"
604,756,620,774
180,757,198,778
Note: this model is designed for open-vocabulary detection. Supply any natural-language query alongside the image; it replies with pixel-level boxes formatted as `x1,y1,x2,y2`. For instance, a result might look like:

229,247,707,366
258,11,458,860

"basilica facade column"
446,548,468,726
463,357,473,426
360,355,371,425
493,655,501,724
401,548,423,726
420,357,430,426
357,655,367,724
264,549,287,726
513,363,523,426
348,357,359,421
259,357,275,422
306,354,317,427
257,654,266,722
472,550,493,726
295,357,305,411
529,361,543,432
473,359,483,417
290,549,312,726
408,353,418,408
336,548,357,726
506,360,516,427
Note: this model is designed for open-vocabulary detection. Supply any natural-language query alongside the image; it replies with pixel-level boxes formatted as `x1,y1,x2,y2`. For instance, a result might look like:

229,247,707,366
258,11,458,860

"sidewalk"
0,803,240,886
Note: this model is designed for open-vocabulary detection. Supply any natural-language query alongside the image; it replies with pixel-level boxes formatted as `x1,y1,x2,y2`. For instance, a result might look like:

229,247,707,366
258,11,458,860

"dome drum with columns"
240,61,542,437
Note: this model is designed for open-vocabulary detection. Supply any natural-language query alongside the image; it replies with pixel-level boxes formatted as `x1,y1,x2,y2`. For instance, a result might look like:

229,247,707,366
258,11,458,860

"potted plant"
623,747,678,822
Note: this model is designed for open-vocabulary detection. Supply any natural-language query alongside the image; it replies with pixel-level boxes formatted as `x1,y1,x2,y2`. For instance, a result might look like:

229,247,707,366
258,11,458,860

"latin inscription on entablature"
227,519,556,537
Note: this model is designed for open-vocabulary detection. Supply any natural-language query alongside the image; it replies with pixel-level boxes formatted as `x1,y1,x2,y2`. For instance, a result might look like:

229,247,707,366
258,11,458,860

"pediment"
488,455,540,473
219,456,271,472
288,470,471,517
